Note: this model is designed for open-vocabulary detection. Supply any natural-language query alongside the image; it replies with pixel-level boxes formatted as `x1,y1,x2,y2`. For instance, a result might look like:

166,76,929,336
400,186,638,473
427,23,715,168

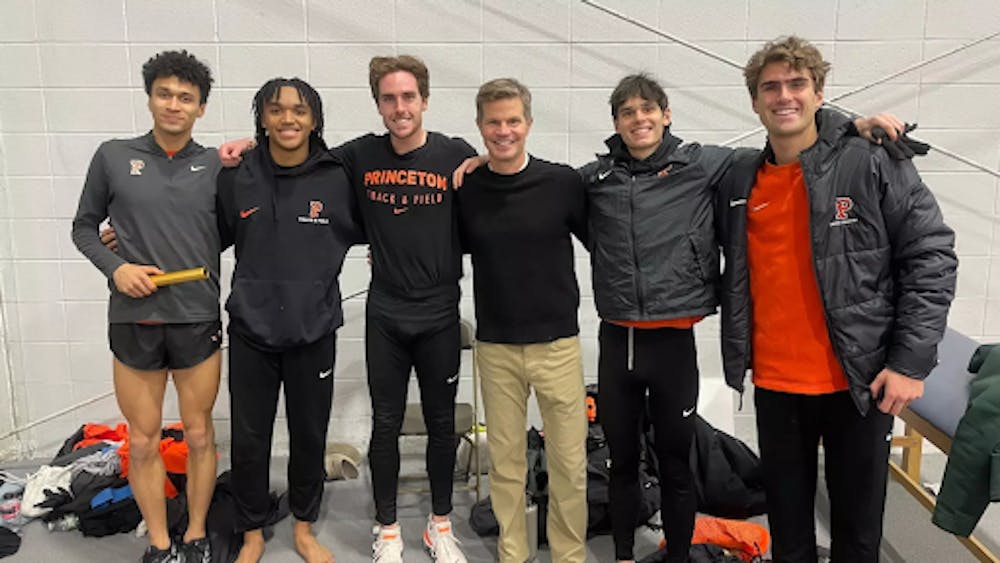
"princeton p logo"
834,196,854,221
308,200,324,219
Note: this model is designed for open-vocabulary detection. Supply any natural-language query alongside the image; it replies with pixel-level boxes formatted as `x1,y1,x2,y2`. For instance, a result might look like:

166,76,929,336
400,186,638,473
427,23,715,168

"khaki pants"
479,336,588,563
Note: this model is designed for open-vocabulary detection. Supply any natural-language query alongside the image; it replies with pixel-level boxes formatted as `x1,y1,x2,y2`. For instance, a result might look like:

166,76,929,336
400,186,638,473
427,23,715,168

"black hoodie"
217,142,365,350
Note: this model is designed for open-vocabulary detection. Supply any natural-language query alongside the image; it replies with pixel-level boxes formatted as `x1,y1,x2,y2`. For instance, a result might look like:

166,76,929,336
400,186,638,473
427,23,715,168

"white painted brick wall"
0,0,997,459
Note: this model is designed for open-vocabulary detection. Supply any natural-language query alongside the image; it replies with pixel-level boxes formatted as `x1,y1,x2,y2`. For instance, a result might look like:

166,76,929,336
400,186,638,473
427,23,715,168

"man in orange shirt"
716,36,957,563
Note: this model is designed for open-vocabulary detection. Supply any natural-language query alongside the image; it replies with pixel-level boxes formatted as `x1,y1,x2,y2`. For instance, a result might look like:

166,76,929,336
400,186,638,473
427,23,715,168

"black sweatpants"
228,330,336,531
366,287,460,525
755,388,893,563
598,322,699,563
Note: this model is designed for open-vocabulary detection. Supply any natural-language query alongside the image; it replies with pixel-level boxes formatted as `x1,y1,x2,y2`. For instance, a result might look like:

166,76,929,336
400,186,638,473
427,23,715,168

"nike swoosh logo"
682,407,695,418
240,207,260,219
319,369,332,379
445,374,459,385
597,170,613,181
729,198,747,207
190,165,207,172
392,207,409,215
751,202,770,212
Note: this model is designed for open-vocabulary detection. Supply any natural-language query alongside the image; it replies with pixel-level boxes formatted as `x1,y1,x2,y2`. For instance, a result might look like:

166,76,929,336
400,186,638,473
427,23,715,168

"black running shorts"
109,321,222,371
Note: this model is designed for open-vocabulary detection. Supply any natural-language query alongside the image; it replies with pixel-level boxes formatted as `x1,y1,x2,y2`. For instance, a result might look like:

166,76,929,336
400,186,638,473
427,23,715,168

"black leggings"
599,322,699,563
366,291,460,525
228,331,335,531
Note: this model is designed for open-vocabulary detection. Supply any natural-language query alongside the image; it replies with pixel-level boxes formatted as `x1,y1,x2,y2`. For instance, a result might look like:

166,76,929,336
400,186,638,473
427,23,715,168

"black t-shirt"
457,156,588,344
337,132,476,301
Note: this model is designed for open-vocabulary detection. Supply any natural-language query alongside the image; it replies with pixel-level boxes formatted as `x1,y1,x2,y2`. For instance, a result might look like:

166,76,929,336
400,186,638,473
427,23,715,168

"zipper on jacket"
801,161,853,394
630,174,645,314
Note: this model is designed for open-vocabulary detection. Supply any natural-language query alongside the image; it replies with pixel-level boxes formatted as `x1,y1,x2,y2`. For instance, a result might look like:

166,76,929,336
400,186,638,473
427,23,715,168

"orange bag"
118,423,191,499
74,422,129,451
692,516,769,562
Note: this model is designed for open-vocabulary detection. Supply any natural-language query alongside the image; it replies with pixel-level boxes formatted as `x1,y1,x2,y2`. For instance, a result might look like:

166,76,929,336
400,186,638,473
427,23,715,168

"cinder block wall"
0,0,998,459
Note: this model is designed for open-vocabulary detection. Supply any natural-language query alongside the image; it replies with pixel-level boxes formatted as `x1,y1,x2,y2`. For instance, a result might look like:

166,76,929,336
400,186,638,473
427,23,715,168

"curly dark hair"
251,77,325,149
141,50,214,104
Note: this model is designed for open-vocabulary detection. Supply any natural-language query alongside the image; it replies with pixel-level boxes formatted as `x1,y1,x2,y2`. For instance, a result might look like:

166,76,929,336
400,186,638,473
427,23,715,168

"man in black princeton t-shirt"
340,56,474,563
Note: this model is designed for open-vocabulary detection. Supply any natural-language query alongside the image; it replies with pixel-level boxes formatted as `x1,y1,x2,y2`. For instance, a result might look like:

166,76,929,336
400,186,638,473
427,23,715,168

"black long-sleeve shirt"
457,156,588,344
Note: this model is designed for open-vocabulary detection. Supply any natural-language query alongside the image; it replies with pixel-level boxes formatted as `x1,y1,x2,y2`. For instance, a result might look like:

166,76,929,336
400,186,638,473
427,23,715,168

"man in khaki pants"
456,78,589,562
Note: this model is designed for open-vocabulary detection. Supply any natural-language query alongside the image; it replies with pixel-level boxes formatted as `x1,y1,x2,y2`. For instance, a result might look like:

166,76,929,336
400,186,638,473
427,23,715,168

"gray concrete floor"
4,420,999,562
2,454,662,562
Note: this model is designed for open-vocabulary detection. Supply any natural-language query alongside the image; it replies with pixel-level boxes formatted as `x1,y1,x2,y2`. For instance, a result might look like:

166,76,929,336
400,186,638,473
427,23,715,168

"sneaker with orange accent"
372,524,403,563
423,515,467,563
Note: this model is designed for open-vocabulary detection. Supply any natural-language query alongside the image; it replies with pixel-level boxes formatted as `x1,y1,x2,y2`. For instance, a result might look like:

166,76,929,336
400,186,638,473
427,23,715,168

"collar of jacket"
601,126,684,174
132,130,202,159
760,107,853,174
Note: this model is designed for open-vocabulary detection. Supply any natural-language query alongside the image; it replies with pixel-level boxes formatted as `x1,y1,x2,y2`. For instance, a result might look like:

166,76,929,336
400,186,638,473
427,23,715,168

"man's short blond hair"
475,78,532,123
744,36,830,99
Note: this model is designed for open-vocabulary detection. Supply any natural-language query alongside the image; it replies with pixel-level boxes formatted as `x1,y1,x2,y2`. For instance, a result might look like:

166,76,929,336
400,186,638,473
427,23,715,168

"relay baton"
149,267,209,287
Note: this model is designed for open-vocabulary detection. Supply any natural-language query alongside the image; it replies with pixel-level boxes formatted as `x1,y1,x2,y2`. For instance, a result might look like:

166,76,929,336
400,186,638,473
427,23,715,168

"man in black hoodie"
216,78,363,563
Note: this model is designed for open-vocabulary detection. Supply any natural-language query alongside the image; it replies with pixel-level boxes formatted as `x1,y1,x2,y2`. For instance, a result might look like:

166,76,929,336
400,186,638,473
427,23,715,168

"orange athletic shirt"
610,316,704,329
746,161,848,395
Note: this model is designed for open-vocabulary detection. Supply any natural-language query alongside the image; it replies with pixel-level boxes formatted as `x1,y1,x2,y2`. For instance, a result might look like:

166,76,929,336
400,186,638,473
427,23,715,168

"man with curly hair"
72,50,221,563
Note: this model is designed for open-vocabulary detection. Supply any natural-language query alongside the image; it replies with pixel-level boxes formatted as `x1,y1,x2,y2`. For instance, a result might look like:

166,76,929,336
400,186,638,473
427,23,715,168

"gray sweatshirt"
71,132,221,323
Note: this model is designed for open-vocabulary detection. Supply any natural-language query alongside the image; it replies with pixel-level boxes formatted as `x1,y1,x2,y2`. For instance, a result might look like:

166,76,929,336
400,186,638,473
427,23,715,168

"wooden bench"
889,328,999,562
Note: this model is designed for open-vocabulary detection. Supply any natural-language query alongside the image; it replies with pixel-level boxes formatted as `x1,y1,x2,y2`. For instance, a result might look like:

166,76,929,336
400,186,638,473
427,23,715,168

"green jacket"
932,344,1000,536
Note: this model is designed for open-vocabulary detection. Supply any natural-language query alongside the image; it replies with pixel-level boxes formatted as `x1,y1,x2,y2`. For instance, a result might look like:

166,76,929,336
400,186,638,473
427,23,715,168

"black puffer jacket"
716,110,958,414
580,130,733,322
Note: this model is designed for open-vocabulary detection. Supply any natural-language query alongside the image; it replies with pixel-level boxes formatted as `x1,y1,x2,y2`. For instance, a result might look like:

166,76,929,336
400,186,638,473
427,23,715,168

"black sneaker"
140,543,183,563
180,537,210,563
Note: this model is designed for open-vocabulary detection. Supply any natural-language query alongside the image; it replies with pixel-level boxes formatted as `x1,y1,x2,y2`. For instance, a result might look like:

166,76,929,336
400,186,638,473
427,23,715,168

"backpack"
76,479,142,537
639,543,746,563
585,384,661,536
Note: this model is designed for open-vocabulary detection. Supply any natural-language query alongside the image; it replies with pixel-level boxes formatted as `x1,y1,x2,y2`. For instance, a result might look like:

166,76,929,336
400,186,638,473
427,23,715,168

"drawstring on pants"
627,326,634,371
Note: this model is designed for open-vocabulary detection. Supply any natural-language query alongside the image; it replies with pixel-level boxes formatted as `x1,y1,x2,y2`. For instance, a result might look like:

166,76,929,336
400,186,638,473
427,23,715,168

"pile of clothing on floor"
19,422,182,537
0,422,191,559
0,422,304,562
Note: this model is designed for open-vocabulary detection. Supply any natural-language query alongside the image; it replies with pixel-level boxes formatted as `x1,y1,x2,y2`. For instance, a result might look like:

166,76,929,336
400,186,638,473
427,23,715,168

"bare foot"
235,529,265,563
293,520,334,563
